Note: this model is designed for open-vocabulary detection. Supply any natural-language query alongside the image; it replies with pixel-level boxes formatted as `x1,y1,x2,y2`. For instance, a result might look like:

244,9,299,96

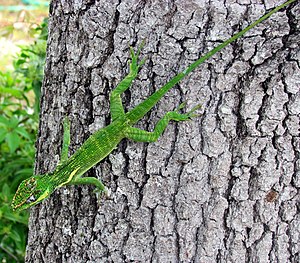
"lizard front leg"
68,176,107,193
59,118,107,193
57,117,71,166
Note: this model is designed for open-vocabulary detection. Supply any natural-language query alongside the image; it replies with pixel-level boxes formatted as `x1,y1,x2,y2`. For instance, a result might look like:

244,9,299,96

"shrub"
0,18,48,263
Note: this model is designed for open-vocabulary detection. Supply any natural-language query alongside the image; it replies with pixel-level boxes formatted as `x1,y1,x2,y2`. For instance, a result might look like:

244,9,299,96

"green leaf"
9,229,22,243
15,168,34,177
8,116,19,129
3,210,29,225
0,86,23,98
15,126,31,140
0,116,19,129
0,128,6,143
2,183,10,198
6,131,20,153
0,115,9,127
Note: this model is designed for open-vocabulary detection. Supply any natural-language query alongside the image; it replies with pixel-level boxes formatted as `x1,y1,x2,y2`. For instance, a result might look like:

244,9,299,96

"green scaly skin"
11,0,297,211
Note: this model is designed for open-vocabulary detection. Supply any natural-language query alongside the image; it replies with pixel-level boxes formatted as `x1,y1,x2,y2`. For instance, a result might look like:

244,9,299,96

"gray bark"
26,0,299,262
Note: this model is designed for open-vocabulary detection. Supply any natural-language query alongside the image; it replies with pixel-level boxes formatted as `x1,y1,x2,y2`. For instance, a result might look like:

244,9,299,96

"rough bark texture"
26,0,299,262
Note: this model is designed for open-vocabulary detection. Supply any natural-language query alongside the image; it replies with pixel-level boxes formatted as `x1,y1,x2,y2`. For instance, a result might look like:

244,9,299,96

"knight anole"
12,0,297,211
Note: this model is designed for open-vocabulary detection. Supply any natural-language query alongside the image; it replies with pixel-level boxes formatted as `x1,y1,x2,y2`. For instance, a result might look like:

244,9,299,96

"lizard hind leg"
110,42,146,121
174,102,201,120
124,103,201,142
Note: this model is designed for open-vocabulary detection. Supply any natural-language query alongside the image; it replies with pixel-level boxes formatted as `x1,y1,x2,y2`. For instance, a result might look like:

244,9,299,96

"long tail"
126,0,297,124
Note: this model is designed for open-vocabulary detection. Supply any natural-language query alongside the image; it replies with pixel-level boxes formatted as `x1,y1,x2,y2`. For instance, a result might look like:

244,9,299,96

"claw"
129,46,135,59
176,102,187,111
187,104,201,119
188,113,200,118
93,187,111,200
190,104,201,114
176,102,201,115
129,41,147,71
138,57,147,69
137,39,146,57
129,47,137,70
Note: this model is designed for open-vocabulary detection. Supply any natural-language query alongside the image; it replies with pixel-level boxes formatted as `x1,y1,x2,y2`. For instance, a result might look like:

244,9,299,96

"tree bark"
26,0,299,262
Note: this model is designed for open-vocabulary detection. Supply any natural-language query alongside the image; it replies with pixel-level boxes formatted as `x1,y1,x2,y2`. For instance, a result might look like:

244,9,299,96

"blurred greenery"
0,1,49,11
0,17,47,263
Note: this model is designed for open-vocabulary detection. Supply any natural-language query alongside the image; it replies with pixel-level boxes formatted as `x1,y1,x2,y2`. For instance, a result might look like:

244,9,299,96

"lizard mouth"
11,195,27,211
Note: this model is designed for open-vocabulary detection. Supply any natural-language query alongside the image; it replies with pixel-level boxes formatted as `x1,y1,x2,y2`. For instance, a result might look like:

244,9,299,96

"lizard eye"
25,178,37,190
26,195,36,203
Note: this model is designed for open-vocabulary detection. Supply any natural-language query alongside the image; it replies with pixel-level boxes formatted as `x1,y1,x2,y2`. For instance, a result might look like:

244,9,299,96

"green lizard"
12,0,297,211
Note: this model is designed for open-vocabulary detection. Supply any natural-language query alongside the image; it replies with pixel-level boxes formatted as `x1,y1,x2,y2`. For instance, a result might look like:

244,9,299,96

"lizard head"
11,175,51,212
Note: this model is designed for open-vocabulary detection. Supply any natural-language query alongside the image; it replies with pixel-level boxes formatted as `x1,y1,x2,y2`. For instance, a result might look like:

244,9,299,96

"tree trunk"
26,0,299,262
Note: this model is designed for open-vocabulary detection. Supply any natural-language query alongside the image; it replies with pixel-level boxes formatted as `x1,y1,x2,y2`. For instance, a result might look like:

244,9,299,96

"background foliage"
0,17,47,263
